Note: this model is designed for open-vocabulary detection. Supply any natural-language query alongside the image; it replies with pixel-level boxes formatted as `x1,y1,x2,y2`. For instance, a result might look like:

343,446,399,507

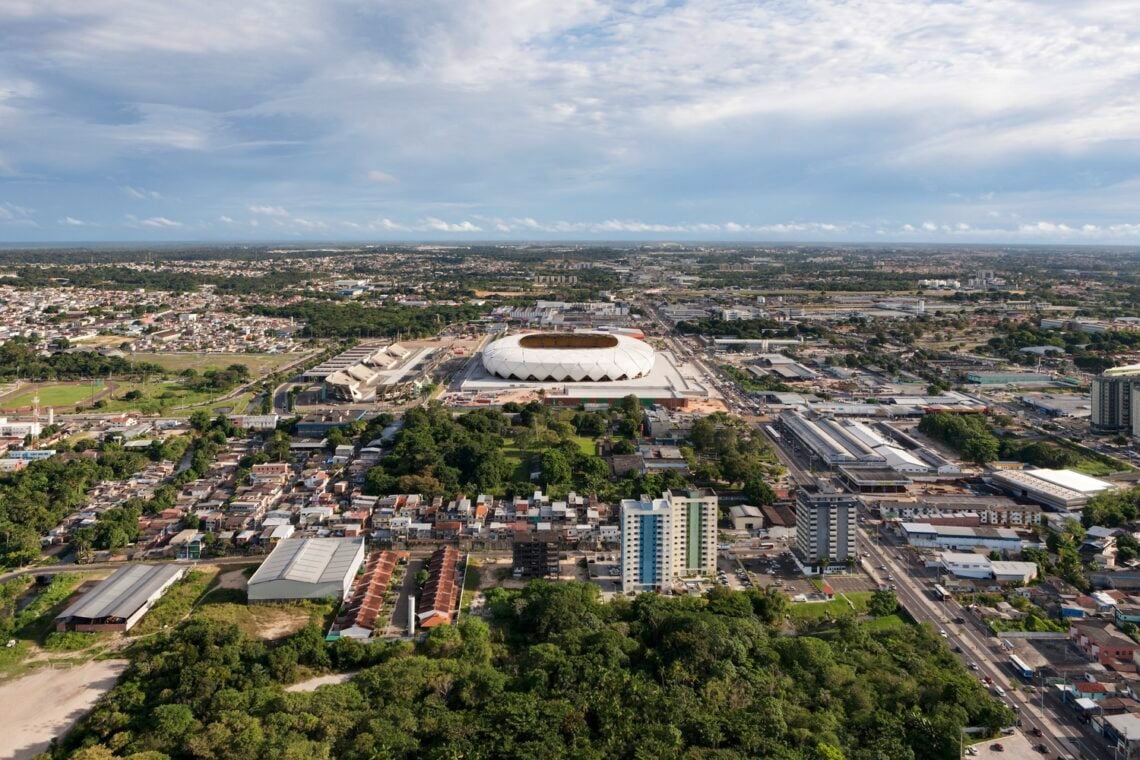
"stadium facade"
481,331,656,383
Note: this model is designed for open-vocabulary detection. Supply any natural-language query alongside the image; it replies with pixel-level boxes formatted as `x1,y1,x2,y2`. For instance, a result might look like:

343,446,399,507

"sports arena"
447,329,720,410
481,331,656,382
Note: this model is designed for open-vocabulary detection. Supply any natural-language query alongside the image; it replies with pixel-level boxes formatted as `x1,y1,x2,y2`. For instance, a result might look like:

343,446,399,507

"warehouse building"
777,411,949,476
989,468,1115,510
900,522,1022,552
55,563,188,633
247,537,365,602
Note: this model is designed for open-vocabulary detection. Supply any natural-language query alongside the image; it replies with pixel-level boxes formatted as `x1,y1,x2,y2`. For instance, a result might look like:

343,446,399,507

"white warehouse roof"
248,537,365,601
482,331,655,383
1025,468,1114,495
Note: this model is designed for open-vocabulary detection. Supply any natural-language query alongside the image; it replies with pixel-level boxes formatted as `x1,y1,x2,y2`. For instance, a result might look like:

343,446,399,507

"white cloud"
122,185,162,200
136,216,183,228
366,170,397,184
248,205,289,217
219,215,235,223
422,217,482,232
4,2,1140,240
59,216,88,226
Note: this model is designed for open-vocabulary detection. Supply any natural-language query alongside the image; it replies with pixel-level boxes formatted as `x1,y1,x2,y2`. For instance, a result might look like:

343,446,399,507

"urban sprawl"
6,244,1140,759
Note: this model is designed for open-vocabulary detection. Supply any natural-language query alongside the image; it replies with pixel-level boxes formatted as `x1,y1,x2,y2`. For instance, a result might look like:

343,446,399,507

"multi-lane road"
859,524,1100,759
755,422,1104,759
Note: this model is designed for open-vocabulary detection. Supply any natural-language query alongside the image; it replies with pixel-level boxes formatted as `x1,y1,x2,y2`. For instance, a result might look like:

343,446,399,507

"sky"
2,0,1140,244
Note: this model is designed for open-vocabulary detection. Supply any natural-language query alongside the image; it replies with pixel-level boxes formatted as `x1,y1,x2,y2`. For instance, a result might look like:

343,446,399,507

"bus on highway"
932,583,951,601
1009,655,1034,680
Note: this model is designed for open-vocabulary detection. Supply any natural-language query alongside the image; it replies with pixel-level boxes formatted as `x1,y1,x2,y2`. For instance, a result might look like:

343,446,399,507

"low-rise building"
247,537,365,602
1070,620,1140,666
55,564,188,633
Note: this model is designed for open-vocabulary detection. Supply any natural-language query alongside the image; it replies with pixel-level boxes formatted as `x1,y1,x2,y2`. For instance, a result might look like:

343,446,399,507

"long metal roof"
249,537,364,586
57,563,186,622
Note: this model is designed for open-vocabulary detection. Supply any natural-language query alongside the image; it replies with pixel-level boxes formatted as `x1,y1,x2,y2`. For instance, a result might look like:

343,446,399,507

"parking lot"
966,727,1042,759
717,549,880,598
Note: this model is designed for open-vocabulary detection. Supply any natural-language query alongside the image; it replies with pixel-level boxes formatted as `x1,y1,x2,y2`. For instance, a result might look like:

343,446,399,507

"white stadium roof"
482,331,655,382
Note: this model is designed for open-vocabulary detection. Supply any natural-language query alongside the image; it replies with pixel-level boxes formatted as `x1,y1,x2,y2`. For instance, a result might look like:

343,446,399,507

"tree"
188,410,211,432
744,478,776,505
689,417,716,452
539,449,572,488
961,435,999,465
869,589,897,617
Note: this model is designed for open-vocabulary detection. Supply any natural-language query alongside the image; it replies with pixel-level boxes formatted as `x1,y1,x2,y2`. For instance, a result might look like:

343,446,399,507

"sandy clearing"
215,569,248,591
0,658,128,760
284,671,359,693
256,611,312,640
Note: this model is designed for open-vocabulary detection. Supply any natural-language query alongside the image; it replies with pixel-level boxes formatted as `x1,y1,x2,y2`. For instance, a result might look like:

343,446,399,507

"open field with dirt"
0,658,128,760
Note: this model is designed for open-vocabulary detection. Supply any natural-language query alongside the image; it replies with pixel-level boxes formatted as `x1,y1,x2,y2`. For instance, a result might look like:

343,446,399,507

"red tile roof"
419,546,460,629
339,550,405,634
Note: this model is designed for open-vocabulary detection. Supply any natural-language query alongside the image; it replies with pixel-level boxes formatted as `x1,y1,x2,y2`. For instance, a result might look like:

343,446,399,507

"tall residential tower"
621,489,719,593
794,480,858,574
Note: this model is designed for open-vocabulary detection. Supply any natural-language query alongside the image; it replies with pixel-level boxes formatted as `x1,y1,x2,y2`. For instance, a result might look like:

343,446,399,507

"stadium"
481,331,656,382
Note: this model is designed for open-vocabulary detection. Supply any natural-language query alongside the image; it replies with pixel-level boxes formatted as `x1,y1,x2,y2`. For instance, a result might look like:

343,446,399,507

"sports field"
0,382,101,410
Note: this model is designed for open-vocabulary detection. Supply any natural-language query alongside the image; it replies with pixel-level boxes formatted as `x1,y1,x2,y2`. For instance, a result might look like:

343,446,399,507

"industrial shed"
247,537,365,602
55,563,188,633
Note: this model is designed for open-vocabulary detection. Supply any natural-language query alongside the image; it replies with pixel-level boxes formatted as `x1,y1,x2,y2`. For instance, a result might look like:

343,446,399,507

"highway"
755,420,1103,759
858,523,1100,759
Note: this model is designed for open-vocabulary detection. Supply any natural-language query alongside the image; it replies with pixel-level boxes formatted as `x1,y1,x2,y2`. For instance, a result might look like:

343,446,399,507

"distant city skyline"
2,1,1139,244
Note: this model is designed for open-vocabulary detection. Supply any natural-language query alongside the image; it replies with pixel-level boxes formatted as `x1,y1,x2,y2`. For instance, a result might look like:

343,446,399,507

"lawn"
460,557,480,614
131,352,298,375
864,613,909,631
571,435,598,456
0,382,104,410
502,446,534,483
788,591,873,623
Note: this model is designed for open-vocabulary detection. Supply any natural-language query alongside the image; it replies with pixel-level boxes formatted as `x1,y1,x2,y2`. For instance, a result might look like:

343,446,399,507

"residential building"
512,530,560,578
1092,367,1140,434
794,480,858,573
666,488,718,579
620,497,674,593
1070,620,1140,665
418,546,461,629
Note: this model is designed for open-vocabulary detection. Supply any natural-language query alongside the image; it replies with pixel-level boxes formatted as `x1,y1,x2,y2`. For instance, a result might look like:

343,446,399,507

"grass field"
132,352,298,374
571,435,598,456
129,567,220,636
0,382,103,410
788,591,873,623
863,613,909,631
195,593,336,640
460,557,480,614
0,572,114,682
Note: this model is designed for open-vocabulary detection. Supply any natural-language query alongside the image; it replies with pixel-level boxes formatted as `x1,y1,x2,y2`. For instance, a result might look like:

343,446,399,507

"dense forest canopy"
248,301,490,338
58,581,1013,760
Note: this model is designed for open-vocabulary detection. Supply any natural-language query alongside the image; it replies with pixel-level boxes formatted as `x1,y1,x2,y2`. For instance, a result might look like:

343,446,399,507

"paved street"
859,521,1106,760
